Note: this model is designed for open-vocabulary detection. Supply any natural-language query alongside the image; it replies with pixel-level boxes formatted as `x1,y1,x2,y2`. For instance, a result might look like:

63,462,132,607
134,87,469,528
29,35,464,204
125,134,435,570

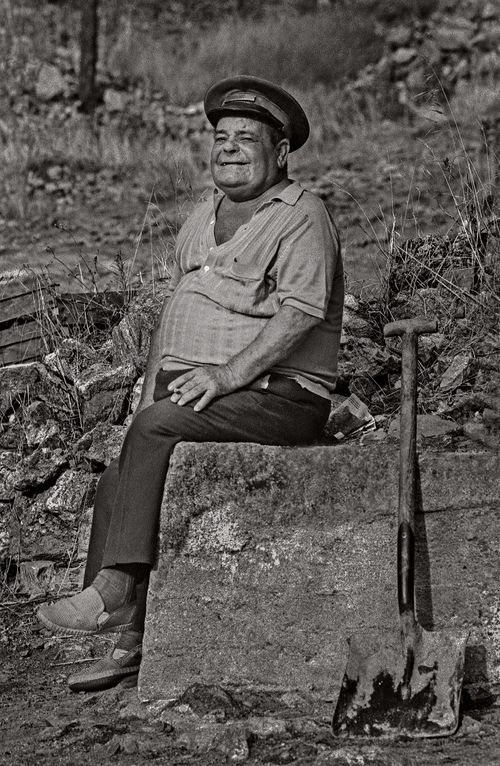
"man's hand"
167,365,238,412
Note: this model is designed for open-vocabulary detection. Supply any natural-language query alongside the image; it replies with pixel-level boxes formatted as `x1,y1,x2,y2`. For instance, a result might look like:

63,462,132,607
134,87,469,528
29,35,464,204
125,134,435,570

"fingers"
193,390,216,412
167,369,219,408
167,371,195,393
176,382,210,407
165,366,233,411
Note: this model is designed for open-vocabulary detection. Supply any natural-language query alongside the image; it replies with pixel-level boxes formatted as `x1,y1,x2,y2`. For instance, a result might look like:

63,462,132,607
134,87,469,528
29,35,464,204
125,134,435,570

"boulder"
141,444,500,704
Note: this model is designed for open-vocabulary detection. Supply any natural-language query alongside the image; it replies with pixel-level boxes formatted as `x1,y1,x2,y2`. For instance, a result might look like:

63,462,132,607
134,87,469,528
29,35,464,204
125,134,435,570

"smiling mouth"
219,161,247,166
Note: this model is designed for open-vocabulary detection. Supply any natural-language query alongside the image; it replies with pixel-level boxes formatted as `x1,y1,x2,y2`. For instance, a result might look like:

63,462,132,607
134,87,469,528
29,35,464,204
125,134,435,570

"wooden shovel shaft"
398,331,418,617
384,318,438,619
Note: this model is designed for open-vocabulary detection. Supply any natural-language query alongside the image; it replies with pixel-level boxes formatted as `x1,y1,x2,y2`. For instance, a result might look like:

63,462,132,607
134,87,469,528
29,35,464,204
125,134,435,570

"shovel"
332,317,469,738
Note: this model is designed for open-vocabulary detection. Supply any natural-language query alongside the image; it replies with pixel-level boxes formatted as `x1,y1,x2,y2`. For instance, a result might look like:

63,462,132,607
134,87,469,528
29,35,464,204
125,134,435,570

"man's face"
210,116,289,201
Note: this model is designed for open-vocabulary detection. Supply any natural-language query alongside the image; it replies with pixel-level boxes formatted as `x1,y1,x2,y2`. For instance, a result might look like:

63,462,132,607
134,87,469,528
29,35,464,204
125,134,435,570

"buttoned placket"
203,189,283,274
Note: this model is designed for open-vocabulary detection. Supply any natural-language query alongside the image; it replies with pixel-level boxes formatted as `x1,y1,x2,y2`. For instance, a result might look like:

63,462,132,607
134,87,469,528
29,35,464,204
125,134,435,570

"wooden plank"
0,291,55,324
0,337,47,366
0,273,54,301
0,321,43,347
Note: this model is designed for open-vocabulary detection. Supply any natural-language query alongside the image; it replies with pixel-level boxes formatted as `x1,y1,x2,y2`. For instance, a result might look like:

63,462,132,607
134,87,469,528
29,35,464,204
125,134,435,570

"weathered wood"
0,321,42,347
0,336,47,366
0,272,52,300
0,291,54,324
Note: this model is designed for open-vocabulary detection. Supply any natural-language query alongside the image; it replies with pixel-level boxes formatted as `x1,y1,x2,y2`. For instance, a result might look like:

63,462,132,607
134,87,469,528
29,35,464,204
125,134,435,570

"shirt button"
204,265,210,272
210,219,215,225
209,247,214,251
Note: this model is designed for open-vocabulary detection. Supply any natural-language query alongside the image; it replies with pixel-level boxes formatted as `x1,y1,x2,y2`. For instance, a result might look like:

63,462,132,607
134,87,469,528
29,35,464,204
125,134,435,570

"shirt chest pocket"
229,256,263,281
227,243,278,283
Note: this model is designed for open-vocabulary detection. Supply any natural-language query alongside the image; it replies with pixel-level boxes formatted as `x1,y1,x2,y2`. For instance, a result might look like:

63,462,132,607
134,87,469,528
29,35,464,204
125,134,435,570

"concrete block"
140,443,500,706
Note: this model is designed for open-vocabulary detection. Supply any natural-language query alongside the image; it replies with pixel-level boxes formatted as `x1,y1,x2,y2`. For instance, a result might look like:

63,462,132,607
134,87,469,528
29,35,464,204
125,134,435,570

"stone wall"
352,0,500,120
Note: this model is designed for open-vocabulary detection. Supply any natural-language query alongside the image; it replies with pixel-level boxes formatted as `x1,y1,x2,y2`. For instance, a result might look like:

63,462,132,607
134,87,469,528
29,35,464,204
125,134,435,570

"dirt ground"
0,601,499,766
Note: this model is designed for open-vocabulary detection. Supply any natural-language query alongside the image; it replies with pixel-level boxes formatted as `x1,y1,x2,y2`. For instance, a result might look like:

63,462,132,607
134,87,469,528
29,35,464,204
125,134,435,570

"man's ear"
276,139,290,169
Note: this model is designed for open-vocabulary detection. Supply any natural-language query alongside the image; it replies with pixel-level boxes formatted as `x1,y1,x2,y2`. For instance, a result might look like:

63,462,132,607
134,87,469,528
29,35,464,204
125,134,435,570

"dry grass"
106,8,384,102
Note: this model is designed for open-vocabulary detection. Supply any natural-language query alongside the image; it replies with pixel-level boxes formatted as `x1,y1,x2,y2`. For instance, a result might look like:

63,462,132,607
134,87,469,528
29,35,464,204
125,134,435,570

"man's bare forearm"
226,304,320,388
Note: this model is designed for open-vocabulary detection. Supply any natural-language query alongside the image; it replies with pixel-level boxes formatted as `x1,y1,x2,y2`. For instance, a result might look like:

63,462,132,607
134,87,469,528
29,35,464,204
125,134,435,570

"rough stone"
463,421,497,449
75,361,135,431
111,290,166,370
342,307,370,338
387,26,413,47
35,64,67,101
440,353,472,392
82,421,127,466
11,447,68,493
388,413,460,440
141,444,500,706
0,363,59,418
392,47,418,66
246,717,288,738
433,25,473,51
10,469,98,562
44,339,100,384
17,560,55,598
175,721,249,760
0,450,17,501
22,402,62,449
103,88,127,112
338,337,394,378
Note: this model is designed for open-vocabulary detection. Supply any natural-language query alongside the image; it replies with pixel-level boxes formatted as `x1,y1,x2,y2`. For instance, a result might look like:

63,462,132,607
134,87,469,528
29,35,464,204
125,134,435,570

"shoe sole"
37,611,134,637
68,665,140,692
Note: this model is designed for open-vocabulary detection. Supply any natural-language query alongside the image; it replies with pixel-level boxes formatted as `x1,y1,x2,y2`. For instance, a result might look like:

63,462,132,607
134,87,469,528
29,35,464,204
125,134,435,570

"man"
37,76,344,692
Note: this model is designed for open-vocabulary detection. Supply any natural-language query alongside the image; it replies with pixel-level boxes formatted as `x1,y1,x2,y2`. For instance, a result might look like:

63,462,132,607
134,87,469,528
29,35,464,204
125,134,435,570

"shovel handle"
384,318,438,619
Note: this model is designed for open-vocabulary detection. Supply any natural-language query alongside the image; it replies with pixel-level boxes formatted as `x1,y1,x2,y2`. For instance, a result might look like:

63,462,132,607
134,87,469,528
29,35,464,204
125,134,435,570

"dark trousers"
83,370,330,588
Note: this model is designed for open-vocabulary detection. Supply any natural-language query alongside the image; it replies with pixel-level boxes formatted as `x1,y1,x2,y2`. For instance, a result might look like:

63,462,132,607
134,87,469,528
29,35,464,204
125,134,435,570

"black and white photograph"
0,0,499,763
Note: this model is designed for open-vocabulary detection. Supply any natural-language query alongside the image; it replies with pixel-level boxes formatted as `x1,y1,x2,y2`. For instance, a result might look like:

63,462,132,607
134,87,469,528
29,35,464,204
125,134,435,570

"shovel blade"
332,626,469,738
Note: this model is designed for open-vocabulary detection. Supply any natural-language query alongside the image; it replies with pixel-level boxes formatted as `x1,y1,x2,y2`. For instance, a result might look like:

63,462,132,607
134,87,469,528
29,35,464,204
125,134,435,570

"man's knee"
127,405,163,440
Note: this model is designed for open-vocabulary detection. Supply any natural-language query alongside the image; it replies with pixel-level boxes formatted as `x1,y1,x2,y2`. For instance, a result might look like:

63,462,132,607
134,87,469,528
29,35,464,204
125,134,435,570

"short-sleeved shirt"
158,181,344,397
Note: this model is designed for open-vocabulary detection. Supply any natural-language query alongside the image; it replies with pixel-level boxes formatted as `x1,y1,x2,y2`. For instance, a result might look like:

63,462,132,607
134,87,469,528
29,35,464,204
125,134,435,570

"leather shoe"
36,586,135,636
68,645,142,692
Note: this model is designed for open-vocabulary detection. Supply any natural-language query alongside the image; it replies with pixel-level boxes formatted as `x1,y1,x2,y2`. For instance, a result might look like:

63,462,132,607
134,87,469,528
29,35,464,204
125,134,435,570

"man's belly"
158,283,269,368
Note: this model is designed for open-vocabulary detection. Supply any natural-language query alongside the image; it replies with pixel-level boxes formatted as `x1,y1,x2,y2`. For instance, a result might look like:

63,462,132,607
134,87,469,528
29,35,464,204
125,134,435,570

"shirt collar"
212,180,304,212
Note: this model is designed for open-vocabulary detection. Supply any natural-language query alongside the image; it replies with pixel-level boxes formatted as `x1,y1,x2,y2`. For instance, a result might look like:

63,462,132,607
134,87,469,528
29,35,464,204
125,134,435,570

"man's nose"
220,137,239,151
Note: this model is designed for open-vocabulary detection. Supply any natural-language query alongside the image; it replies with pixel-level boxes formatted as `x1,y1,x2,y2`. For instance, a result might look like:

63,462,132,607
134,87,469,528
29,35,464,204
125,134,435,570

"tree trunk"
79,0,99,113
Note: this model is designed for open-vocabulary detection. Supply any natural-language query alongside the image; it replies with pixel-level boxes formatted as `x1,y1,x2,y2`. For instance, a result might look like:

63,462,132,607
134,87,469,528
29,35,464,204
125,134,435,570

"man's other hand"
167,365,238,412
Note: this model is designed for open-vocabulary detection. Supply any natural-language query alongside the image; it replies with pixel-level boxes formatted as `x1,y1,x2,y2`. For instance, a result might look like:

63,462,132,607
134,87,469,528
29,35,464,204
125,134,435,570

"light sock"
92,567,136,612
